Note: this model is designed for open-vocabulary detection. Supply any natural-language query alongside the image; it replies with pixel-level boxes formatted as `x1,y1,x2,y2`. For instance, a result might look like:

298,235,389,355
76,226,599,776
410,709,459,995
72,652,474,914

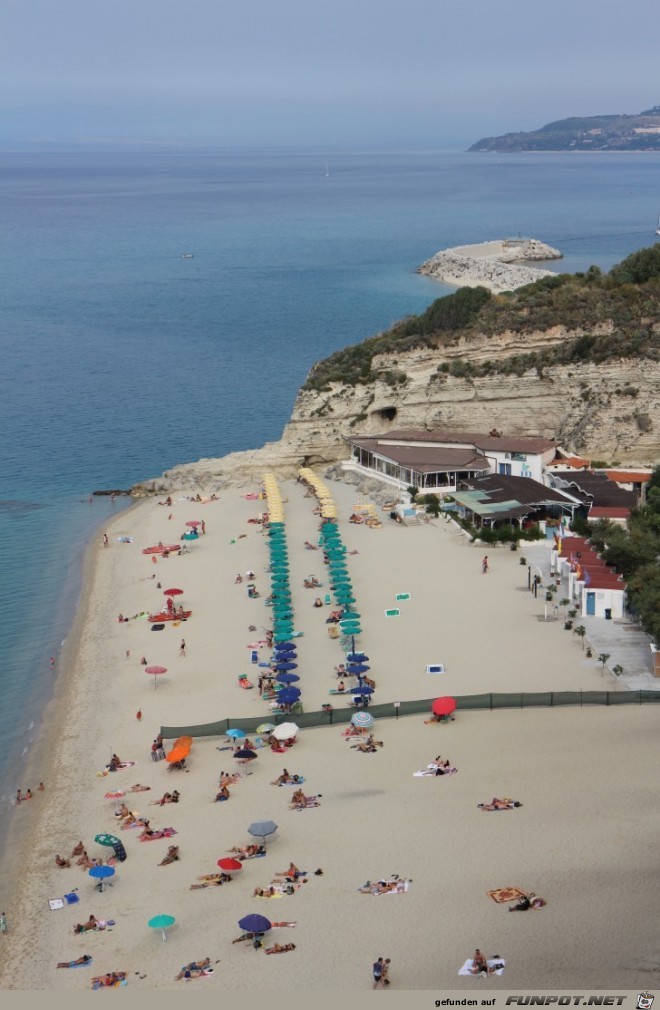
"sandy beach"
1,475,659,991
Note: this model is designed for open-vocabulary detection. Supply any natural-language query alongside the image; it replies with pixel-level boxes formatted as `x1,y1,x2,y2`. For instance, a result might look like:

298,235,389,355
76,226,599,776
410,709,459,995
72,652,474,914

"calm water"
1,147,659,818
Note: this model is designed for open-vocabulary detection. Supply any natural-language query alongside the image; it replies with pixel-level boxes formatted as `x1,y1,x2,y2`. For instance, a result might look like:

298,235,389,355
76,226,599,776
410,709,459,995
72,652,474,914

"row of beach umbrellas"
263,471,298,651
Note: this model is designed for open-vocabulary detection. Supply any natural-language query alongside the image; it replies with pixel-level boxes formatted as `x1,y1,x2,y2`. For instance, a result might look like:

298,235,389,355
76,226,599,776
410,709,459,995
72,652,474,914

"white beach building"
344,429,558,494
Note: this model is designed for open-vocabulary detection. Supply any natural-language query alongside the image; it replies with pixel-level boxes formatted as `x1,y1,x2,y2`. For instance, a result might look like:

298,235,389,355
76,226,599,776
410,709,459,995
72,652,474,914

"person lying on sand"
57,955,92,968
478,797,522,811
359,880,399,894
190,875,231,889
91,972,126,988
174,958,210,980
55,854,71,868
508,891,545,911
74,916,99,934
129,784,151,792
290,789,321,807
151,790,180,806
253,886,278,897
228,844,265,859
159,845,180,866
265,943,296,954
271,769,291,785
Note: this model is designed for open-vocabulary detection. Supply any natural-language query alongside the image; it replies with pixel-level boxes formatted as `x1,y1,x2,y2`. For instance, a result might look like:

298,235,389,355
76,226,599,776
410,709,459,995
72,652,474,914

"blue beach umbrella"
89,865,115,892
277,687,301,705
227,728,246,739
275,661,298,671
347,663,370,675
276,672,300,685
351,684,374,696
238,913,272,934
351,711,375,729
273,641,294,650
347,652,369,662
148,913,176,942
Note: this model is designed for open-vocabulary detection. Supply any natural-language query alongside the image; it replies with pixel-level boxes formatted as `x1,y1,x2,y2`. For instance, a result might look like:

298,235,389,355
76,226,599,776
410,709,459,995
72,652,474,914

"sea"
1,147,659,832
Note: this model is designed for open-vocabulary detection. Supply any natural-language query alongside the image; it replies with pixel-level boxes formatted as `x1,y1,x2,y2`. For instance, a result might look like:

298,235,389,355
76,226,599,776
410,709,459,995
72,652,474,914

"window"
499,463,512,476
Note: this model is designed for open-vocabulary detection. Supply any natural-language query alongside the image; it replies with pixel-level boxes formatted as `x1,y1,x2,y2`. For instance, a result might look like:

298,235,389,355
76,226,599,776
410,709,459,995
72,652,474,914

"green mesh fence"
160,690,660,739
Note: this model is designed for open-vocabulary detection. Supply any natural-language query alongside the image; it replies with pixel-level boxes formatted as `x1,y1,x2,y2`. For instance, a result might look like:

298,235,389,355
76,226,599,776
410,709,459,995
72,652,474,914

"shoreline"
2,478,659,990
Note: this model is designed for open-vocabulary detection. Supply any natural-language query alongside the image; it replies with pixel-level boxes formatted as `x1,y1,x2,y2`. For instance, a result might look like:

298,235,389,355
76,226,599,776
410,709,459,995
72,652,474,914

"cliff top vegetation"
303,245,660,392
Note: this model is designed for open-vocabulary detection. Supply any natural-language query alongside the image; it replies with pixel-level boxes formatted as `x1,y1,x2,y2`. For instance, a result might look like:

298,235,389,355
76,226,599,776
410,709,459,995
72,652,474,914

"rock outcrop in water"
418,239,562,293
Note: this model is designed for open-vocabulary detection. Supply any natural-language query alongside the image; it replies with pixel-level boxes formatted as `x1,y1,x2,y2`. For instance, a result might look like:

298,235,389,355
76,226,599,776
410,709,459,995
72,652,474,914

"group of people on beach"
15,783,44,804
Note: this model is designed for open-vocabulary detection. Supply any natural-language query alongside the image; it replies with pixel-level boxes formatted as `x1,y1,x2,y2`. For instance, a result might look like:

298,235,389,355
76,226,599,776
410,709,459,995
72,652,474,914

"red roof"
559,536,627,590
552,455,590,469
604,471,652,484
589,506,630,519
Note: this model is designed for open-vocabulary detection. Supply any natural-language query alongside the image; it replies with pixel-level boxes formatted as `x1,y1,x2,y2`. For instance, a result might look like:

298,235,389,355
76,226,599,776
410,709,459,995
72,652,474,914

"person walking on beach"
103,533,109,547
381,958,391,986
179,639,186,657
0,912,7,935
372,957,385,988
482,555,489,574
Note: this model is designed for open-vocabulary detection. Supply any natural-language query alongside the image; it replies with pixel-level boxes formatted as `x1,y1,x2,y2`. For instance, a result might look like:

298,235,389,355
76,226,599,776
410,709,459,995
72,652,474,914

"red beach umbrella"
432,696,456,717
163,588,183,597
217,858,243,873
145,666,167,689
185,521,201,528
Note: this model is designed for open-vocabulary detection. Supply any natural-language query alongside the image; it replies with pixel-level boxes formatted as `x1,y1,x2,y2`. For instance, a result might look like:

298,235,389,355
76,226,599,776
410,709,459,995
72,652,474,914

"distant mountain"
469,106,660,152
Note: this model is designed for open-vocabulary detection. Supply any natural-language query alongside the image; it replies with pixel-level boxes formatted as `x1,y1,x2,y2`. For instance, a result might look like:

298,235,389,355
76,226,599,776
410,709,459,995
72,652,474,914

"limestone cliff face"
131,322,659,495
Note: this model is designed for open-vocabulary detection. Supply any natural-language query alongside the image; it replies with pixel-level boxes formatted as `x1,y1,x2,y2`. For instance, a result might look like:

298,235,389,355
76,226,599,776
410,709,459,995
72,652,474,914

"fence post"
580,690,582,708
606,692,610,706
550,692,554,707
520,693,523,709
490,694,493,711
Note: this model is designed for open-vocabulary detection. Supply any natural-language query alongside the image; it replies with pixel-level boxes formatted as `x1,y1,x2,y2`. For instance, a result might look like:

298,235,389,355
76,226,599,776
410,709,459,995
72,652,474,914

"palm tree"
559,597,571,618
574,625,587,650
598,652,611,674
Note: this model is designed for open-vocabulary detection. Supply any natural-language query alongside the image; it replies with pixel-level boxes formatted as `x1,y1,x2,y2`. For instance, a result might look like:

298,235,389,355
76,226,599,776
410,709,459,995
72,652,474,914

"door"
586,592,596,616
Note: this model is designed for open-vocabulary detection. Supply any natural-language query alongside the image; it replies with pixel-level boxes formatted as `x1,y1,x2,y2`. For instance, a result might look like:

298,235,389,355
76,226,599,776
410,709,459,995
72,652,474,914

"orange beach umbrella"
166,736,193,763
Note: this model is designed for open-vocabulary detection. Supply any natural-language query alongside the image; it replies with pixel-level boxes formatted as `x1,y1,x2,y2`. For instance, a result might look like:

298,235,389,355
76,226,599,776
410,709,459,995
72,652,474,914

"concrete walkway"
522,541,658,691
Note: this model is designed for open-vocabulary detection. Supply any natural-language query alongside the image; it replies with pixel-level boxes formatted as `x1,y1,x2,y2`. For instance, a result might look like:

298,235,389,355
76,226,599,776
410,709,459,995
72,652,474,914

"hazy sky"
2,0,659,148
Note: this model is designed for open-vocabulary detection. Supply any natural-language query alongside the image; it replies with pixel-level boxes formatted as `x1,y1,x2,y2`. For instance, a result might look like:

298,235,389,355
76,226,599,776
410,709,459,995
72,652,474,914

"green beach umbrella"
148,914,176,942
341,611,361,620
94,833,121,848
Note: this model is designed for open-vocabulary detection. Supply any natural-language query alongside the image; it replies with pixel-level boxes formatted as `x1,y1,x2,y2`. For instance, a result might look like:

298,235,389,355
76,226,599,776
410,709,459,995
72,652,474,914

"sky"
2,0,659,149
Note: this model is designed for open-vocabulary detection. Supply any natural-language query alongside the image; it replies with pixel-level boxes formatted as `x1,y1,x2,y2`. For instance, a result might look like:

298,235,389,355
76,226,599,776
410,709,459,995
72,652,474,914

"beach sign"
384,608,400,618
395,593,411,601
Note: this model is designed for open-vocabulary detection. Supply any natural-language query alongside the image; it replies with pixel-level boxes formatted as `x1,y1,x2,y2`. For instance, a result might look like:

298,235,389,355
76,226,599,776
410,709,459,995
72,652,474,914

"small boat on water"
180,252,194,259
656,215,660,236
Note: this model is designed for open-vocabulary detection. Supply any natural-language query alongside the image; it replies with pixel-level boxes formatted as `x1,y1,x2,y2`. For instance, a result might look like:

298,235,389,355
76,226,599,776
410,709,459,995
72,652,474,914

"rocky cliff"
131,328,660,496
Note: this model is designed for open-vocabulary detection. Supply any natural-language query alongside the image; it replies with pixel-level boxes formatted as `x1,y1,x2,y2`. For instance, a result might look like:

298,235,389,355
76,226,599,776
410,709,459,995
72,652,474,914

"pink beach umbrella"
185,521,201,528
217,858,243,874
145,665,167,689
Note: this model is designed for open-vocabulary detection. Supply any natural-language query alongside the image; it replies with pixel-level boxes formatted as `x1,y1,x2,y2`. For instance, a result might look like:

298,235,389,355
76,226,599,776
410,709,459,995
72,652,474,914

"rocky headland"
130,245,660,496
418,238,563,293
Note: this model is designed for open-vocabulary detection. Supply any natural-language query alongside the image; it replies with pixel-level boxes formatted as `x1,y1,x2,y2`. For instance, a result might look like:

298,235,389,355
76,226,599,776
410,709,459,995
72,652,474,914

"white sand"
1,477,658,991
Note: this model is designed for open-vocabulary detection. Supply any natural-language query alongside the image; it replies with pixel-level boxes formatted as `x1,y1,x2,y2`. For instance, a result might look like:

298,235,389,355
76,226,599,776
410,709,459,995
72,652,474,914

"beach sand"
1,477,658,991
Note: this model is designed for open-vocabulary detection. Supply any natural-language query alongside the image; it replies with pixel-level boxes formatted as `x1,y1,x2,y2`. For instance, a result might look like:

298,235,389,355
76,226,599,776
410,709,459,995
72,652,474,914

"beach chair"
324,594,331,605
327,625,339,639
238,674,254,690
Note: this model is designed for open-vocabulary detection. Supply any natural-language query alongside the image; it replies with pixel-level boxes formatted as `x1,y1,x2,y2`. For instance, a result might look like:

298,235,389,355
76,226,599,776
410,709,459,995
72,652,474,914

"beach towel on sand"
458,959,506,977
488,887,526,904
98,761,136,778
413,766,457,777
139,828,177,842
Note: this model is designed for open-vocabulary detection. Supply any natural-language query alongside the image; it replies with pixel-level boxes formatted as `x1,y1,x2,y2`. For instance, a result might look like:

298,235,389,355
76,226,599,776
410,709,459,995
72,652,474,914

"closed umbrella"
217,858,243,873
247,820,278,845
238,913,272,934
351,711,375,729
148,913,175,942
89,865,115,892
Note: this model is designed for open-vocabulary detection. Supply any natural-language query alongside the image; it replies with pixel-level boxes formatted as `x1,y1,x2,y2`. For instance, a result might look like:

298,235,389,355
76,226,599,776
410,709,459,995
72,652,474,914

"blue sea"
1,147,659,824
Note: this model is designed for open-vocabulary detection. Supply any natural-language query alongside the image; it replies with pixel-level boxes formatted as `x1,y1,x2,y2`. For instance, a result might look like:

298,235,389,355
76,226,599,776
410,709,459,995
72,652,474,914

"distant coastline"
470,105,660,152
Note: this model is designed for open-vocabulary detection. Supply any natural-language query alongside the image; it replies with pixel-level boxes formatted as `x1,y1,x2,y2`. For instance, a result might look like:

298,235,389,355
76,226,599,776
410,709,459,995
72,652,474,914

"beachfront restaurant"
451,474,581,530
345,436,490,492
344,429,558,493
